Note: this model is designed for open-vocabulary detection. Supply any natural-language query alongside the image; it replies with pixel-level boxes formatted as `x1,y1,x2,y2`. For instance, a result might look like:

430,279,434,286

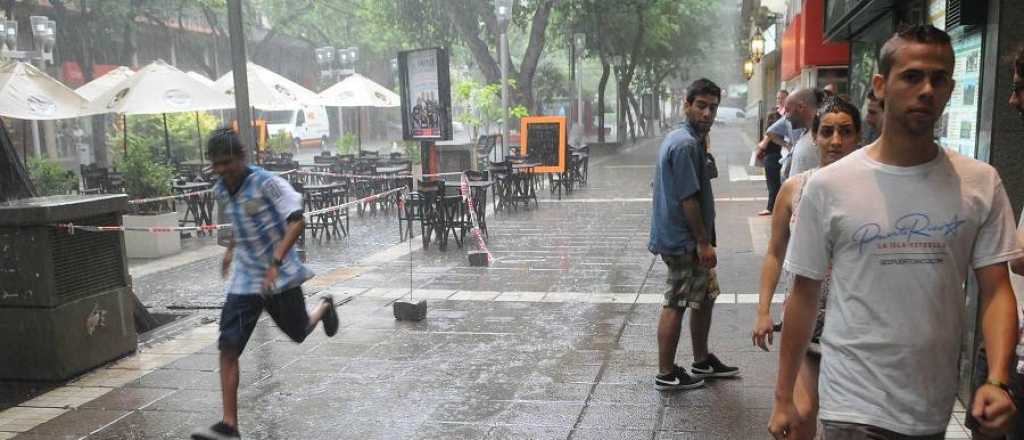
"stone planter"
124,212,181,259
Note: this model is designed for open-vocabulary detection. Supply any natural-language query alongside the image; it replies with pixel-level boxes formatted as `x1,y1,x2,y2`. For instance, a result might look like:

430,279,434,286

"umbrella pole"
195,112,203,166
163,113,172,164
122,114,128,157
357,107,362,154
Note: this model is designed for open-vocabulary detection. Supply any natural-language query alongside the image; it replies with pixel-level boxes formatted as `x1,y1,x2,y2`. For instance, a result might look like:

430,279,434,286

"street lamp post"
495,0,512,150
2,16,57,157
574,33,586,143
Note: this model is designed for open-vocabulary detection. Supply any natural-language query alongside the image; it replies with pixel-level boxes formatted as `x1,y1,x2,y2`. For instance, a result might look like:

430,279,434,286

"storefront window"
936,28,983,159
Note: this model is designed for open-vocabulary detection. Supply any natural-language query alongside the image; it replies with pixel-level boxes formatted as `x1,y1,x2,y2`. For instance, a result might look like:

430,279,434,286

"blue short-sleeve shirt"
648,122,716,255
214,166,314,295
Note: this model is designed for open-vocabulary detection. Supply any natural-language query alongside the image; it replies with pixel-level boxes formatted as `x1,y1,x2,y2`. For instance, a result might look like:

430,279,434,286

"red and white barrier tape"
290,169,413,181
53,222,230,234
460,173,493,264
304,187,407,217
56,188,407,234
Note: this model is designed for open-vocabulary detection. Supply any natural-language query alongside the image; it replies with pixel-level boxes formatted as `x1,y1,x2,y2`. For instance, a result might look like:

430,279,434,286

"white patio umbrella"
0,61,90,120
83,59,233,161
318,73,400,152
318,73,400,108
75,66,135,101
186,71,216,88
214,62,324,110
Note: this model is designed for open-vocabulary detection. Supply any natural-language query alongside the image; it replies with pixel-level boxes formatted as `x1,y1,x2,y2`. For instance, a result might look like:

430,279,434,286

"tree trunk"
597,61,609,143
628,91,644,137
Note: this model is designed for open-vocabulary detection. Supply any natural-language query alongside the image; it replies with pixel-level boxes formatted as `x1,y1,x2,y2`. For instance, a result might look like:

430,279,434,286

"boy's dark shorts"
218,286,310,354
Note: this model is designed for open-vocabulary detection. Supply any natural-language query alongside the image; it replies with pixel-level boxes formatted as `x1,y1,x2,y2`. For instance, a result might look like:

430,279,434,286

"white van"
264,105,330,149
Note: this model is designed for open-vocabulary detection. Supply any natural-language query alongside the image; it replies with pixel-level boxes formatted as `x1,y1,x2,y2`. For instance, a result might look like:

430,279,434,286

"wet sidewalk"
0,125,973,439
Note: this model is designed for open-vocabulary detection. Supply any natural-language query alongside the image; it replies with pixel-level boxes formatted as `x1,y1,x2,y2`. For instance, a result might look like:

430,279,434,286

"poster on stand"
398,47,453,141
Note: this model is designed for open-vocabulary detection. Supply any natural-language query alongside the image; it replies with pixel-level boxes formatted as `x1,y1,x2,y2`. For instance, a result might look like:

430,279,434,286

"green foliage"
263,131,293,155
454,79,503,135
27,157,77,196
119,142,174,212
403,141,422,165
335,133,359,155
509,105,530,119
108,112,220,164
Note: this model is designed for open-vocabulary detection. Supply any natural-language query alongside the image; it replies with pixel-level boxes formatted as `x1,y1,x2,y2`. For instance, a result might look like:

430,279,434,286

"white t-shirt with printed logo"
784,147,1023,435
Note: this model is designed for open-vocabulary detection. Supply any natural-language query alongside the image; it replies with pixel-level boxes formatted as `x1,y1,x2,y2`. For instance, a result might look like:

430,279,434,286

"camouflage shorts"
661,253,720,310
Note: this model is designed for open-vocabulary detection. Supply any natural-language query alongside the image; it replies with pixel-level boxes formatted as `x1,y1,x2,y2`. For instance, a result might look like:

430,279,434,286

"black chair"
488,160,513,211
412,180,444,250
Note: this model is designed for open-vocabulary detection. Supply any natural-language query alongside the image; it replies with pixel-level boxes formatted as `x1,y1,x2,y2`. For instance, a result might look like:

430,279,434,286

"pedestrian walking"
968,43,1024,440
862,90,884,146
769,25,1020,440
757,90,790,215
191,128,339,440
649,78,739,392
752,96,864,440
781,88,825,180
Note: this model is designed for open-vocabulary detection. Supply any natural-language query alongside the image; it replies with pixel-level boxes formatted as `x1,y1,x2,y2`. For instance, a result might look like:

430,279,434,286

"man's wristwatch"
986,379,1015,399
272,257,284,268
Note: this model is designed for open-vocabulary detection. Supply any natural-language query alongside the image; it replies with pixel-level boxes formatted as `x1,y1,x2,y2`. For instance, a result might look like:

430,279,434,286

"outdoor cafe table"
172,181,213,231
510,162,541,208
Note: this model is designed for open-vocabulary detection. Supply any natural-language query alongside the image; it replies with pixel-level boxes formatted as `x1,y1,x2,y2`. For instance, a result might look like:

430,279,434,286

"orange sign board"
520,116,567,173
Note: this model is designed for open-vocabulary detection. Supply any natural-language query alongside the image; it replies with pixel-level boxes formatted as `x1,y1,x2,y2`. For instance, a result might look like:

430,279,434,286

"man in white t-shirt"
769,25,1020,440
781,89,822,180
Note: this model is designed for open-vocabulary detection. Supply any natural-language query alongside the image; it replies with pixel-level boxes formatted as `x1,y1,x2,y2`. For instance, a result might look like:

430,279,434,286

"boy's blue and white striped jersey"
214,166,314,295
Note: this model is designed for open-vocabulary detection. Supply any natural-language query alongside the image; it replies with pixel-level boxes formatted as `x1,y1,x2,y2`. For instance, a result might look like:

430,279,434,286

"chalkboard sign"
520,116,566,173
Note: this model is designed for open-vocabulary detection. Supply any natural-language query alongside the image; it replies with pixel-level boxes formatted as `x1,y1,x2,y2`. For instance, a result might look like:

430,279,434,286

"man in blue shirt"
192,129,339,440
649,78,739,392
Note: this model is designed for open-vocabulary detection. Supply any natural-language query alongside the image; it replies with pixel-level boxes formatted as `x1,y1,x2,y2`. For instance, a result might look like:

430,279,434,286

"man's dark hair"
206,127,246,159
867,89,885,110
878,24,952,77
813,96,862,136
686,78,722,104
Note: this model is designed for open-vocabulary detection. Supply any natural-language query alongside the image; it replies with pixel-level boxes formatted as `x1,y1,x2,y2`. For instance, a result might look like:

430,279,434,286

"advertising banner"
398,48,453,141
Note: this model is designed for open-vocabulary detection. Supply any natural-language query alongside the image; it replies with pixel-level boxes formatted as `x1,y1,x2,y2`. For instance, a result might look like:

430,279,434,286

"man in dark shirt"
649,78,740,392
757,89,789,215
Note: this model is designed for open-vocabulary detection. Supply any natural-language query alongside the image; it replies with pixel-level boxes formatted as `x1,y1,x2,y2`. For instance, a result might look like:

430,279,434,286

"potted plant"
119,142,181,259
27,157,78,196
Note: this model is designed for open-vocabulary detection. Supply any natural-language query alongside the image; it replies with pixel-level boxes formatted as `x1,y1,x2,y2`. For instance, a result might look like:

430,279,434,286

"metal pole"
30,120,41,157
122,114,128,156
162,113,172,163
500,31,509,153
227,0,255,163
195,112,203,166
577,53,584,134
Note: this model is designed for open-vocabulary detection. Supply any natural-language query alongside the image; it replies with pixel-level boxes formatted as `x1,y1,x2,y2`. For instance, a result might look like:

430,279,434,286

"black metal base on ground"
393,299,427,321
468,251,489,267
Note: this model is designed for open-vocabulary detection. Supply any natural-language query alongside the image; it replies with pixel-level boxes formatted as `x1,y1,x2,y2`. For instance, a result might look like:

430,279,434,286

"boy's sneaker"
322,295,339,337
691,353,740,379
191,422,240,439
655,365,705,391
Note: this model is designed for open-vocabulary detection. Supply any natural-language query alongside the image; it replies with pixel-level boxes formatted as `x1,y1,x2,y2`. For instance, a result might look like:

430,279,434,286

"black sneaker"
655,365,705,391
691,354,740,379
322,295,339,337
191,422,240,439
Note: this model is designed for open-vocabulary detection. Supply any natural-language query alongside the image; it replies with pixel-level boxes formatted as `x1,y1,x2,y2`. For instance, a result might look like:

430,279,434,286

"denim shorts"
661,253,720,310
218,286,311,354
